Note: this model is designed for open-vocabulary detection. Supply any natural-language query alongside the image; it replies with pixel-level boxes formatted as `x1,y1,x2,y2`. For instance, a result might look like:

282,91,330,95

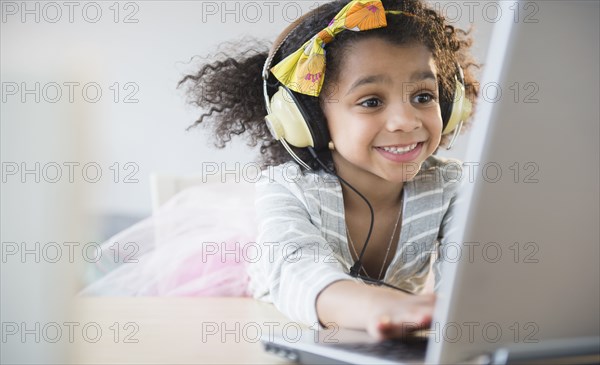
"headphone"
262,13,472,169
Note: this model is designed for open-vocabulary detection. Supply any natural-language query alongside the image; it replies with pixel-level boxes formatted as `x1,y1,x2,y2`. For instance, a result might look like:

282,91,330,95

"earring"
328,141,335,151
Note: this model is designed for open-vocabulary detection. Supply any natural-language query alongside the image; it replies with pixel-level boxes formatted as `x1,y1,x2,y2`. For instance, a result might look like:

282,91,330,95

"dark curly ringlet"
178,0,480,170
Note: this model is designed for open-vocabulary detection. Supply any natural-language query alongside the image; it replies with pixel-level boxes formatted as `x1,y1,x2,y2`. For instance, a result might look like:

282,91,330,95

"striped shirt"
246,155,462,329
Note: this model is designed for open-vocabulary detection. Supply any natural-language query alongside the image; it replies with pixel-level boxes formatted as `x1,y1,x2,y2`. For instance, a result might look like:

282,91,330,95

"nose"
385,101,422,133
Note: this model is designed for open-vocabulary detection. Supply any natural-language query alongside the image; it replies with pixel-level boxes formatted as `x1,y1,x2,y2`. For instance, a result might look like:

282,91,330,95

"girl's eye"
359,98,382,108
413,93,436,104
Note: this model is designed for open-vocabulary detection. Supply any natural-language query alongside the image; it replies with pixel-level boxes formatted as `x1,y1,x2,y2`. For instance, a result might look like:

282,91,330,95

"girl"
178,0,479,339
84,0,479,341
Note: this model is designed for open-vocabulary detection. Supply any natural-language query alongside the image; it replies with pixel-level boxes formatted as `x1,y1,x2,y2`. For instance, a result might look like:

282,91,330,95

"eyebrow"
345,71,437,96
345,74,391,96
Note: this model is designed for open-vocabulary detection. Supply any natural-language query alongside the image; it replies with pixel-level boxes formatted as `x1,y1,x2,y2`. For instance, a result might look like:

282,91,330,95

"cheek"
324,105,352,140
327,114,373,148
432,120,443,140
427,110,444,137
425,112,444,151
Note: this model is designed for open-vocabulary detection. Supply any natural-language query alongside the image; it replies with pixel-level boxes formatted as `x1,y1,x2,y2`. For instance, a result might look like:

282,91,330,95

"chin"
378,163,423,183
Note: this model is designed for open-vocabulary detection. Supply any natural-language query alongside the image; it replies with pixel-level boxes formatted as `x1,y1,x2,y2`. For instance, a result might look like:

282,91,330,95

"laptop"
260,1,600,364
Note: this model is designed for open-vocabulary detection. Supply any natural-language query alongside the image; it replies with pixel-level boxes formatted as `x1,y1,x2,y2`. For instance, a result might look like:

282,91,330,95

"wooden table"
71,297,300,364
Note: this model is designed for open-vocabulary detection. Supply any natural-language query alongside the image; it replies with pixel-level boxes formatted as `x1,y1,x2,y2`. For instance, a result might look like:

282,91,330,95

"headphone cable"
307,147,414,295
307,147,373,277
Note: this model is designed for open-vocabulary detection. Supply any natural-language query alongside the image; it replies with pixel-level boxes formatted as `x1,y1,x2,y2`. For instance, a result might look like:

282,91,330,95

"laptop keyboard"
330,337,427,361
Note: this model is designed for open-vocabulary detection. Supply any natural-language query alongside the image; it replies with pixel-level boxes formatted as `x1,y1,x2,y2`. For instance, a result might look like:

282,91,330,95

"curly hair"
178,0,479,170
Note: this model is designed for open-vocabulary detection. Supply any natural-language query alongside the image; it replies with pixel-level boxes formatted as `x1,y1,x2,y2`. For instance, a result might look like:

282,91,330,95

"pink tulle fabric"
80,182,257,297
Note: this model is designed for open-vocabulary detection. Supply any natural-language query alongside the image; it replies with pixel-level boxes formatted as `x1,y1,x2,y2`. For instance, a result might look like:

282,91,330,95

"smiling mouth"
375,142,421,155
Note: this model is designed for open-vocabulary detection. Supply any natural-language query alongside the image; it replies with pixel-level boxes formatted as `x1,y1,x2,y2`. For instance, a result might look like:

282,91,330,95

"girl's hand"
365,290,436,340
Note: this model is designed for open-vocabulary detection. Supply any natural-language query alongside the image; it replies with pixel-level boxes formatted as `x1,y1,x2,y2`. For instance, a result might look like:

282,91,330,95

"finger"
366,316,391,341
367,301,435,340
378,313,433,340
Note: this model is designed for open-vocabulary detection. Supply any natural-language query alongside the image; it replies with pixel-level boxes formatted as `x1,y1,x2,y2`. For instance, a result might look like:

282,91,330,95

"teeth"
380,143,418,154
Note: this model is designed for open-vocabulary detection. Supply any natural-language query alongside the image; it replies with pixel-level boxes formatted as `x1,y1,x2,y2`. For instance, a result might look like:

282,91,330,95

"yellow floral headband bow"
270,0,409,97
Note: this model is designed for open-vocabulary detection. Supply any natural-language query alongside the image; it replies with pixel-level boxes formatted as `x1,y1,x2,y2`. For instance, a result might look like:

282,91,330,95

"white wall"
2,0,496,222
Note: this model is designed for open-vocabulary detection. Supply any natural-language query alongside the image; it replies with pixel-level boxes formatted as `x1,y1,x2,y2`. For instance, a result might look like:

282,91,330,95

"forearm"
316,280,436,339
315,280,382,330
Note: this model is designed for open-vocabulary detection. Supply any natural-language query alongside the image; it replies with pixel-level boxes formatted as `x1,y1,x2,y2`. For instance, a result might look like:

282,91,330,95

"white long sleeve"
246,156,462,328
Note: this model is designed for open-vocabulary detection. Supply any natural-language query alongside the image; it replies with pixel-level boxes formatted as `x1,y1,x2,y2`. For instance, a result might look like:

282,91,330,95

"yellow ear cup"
442,77,472,135
264,86,315,148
